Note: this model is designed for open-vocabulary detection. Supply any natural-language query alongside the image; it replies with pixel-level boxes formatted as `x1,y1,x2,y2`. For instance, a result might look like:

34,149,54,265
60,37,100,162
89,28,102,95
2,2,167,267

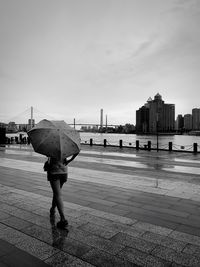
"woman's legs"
50,179,66,222
50,179,66,214
50,196,56,216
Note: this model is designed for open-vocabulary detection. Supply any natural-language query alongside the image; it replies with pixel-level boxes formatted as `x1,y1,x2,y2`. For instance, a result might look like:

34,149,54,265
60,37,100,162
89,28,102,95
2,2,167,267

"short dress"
46,158,68,183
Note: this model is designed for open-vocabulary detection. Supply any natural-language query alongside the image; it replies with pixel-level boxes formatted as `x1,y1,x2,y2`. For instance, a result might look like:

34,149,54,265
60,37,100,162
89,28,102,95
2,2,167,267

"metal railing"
3,134,199,154
81,138,199,153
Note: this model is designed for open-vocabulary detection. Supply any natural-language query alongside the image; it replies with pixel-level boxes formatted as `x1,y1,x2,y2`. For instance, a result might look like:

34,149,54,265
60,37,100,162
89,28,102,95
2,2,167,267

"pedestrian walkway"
1,144,200,266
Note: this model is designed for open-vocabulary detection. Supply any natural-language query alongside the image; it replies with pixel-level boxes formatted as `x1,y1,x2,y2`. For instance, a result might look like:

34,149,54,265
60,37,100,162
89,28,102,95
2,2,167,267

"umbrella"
27,119,81,159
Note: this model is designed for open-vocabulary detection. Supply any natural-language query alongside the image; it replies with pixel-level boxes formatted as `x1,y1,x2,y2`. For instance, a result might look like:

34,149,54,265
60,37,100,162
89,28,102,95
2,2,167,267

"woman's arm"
64,153,79,165
43,157,50,171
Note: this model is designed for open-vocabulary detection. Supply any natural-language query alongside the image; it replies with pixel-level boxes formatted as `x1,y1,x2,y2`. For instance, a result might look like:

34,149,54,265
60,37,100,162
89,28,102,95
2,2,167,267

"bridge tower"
100,109,103,128
30,106,33,128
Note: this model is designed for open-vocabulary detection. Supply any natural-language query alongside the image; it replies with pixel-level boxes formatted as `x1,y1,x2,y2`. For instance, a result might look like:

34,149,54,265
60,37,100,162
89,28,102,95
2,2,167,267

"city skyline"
1,0,200,125
2,98,200,128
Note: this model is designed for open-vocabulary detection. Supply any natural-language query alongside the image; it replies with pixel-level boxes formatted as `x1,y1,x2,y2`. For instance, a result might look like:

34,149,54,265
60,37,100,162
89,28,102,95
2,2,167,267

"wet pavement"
1,145,200,266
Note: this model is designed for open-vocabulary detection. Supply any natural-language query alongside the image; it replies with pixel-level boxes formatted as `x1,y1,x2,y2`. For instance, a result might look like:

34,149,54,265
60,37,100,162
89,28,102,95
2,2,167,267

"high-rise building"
192,108,200,130
184,114,192,131
136,106,149,133
176,114,184,131
148,93,164,133
136,93,175,133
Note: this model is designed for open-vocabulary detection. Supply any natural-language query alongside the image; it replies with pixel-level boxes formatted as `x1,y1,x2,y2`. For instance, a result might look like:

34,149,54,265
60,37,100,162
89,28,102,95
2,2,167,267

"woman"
44,153,78,229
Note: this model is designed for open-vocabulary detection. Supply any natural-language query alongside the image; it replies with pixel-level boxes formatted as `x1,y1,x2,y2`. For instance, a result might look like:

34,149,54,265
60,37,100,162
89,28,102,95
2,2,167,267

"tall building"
148,93,164,133
176,114,184,131
184,114,192,131
136,93,175,133
192,108,200,130
136,106,149,133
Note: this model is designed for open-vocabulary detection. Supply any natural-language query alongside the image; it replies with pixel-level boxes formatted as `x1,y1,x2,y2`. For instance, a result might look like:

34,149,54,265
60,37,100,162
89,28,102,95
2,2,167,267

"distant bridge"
67,123,123,127
2,106,125,129
4,122,123,131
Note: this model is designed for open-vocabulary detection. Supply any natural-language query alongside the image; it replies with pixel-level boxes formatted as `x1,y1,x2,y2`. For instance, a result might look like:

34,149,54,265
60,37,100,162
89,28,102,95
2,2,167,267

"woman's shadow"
50,216,69,249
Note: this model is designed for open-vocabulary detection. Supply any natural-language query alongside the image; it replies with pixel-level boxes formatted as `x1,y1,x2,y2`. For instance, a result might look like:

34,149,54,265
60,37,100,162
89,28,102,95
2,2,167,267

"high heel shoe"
57,219,68,229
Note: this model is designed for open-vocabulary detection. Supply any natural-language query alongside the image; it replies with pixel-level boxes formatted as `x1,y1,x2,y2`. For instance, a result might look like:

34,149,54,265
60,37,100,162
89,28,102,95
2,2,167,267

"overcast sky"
0,0,200,125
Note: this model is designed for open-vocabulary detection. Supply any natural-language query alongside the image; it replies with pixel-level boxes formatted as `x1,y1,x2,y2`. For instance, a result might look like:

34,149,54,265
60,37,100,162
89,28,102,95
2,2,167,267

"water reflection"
50,216,69,249
144,157,174,171
80,132,200,151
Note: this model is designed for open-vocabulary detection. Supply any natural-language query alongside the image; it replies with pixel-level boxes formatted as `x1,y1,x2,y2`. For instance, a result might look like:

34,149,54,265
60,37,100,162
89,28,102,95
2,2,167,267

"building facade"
184,114,192,131
136,93,175,133
176,114,184,131
192,108,200,130
136,106,149,133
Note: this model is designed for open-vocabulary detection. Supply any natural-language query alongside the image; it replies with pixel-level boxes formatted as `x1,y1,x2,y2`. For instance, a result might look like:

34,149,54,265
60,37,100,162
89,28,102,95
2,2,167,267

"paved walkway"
1,144,200,266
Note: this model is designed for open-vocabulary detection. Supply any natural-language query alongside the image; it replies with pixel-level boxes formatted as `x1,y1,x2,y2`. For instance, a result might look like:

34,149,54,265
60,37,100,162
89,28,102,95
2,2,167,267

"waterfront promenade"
1,145,200,266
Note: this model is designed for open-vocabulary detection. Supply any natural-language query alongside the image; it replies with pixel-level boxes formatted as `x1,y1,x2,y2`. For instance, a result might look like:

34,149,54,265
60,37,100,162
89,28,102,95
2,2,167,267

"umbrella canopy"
27,119,81,159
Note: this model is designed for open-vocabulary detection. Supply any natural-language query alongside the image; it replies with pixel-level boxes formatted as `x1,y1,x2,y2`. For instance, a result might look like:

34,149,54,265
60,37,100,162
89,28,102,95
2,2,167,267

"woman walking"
44,153,78,229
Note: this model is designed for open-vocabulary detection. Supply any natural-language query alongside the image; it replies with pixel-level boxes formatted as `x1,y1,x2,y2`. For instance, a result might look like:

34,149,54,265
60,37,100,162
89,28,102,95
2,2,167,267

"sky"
0,0,200,125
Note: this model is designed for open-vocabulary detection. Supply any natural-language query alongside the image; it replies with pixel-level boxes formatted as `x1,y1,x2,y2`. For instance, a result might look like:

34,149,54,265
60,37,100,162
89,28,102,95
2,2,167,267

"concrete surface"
1,144,200,266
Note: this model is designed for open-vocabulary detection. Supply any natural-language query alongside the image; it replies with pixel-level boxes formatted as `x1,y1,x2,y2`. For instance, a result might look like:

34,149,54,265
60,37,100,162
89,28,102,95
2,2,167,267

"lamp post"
156,111,159,152
30,106,33,129
73,118,76,129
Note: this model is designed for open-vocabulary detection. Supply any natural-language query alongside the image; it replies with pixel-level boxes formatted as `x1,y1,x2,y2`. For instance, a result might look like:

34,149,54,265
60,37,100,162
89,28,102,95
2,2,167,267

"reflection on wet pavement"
50,216,69,250
4,149,44,157
144,162,173,171
1,149,200,175
174,158,200,163
78,156,148,169
3,147,200,174
163,165,200,174
78,156,200,174
81,150,138,158
4,148,138,159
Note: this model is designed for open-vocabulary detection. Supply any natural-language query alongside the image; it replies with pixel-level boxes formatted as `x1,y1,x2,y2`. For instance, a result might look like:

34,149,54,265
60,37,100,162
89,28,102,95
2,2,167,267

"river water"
6,132,200,151
80,132,200,151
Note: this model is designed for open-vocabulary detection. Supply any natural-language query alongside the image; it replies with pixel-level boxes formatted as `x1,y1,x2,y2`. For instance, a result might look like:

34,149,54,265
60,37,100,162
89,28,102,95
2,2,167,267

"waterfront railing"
82,138,199,153
2,135,199,153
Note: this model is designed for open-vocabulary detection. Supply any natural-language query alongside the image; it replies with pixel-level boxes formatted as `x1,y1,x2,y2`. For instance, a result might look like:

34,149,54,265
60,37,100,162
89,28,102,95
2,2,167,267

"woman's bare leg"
50,179,66,215
50,180,66,222
50,196,57,215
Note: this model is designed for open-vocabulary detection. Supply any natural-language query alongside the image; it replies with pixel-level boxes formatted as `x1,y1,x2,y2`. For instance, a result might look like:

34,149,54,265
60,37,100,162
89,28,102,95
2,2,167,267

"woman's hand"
64,153,78,165
63,158,70,165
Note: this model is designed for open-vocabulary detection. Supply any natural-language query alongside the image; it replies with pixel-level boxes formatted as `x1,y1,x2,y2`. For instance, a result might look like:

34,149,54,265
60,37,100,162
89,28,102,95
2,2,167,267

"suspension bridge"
1,106,124,131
